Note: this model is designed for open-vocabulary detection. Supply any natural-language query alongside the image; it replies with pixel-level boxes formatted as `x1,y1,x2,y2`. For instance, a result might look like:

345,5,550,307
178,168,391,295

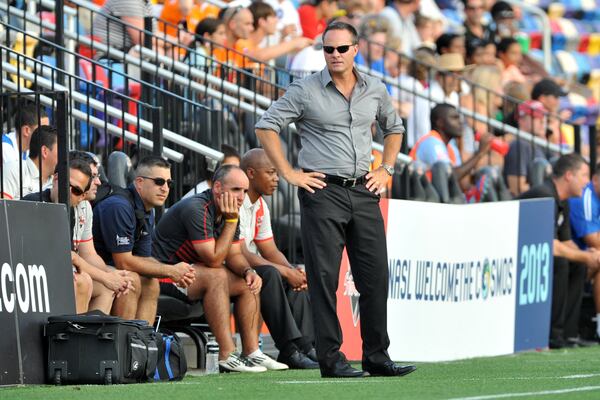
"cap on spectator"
518,100,547,120
531,78,568,99
437,53,466,72
490,1,514,20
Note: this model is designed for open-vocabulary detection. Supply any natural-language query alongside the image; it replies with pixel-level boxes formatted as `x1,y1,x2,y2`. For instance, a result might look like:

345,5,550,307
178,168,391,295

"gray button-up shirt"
255,67,404,178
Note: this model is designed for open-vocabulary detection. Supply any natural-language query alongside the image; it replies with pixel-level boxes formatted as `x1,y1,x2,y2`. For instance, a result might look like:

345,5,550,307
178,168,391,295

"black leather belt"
323,174,367,188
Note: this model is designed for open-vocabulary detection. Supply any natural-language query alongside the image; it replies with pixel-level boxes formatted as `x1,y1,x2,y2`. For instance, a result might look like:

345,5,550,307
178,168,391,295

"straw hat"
436,53,467,72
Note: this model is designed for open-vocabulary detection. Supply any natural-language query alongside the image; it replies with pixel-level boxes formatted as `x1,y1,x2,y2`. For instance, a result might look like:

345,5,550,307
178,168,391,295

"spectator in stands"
341,0,367,29
410,103,491,188
460,65,503,162
531,78,569,145
239,149,319,369
263,0,303,39
1,125,57,200
92,0,156,58
502,80,530,128
24,157,133,314
186,17,227,68
183,144,240,199
430,53,465,107
488,0,517,45
355,15,389,76
497,37,526,85
503,100,549,196
569,163,600,344
239,2,313,64
159,0,220,41
298,0,338,40
465,37,495,66
520,154,600,349
462,0,492,43
93,156,196,324
435,33,466,59
222,5,255,66
384,36,404,79
415,14,436,49
401,46,437,147
2,102,49,164
152,165,284,372
380,0,421,55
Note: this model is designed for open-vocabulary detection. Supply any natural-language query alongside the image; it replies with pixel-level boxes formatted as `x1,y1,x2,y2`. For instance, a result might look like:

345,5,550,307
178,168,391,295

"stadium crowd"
3,0,600,377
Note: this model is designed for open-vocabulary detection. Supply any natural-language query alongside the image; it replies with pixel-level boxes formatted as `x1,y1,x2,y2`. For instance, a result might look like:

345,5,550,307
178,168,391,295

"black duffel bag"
45,311,158,385
153,331,187,381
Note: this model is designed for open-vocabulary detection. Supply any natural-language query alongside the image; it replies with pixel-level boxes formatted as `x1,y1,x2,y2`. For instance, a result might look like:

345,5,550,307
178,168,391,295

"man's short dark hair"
135,155,171,177
322,21,358,44
70,158,93,190
594,162,600,176
435,33,461,55
70,150,98,167
553,153,586,178
430,103,456,130
29,125,57,160
248,1,275,29
14,101,47,130
213,164,241,184
496,37,518,54
221,144,241,163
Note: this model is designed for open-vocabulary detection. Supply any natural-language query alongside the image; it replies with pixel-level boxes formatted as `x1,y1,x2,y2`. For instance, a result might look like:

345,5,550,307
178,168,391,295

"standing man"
255,21,416,378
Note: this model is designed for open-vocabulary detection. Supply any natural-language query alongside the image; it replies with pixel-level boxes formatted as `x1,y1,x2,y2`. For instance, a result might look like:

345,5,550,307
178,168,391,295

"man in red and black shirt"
152,164,287,372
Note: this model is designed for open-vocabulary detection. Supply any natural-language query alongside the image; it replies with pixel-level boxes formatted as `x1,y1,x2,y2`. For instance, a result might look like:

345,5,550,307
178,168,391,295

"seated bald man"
240,148,319,369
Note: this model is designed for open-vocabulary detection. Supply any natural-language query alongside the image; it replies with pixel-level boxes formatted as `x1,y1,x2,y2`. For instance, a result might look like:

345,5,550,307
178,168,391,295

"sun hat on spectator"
437,53,467,72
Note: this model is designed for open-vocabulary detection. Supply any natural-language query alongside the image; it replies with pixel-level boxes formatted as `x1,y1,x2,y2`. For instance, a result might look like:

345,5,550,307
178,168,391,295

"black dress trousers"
298,183,391,370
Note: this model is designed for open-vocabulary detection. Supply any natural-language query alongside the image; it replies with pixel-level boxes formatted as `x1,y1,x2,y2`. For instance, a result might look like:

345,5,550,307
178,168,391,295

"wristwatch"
382,164,395,176
243,268,257,278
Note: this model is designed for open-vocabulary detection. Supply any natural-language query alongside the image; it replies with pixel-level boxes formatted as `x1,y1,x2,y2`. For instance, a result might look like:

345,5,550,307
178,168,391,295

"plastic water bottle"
258,334,263,351
205,336,219,375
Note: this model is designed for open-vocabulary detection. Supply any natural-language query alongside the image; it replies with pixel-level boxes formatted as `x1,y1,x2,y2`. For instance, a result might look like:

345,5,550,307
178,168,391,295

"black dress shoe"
567,336,598,347
278,350,320,369
305,348,318,362
363,361,417,377
321,360,368,378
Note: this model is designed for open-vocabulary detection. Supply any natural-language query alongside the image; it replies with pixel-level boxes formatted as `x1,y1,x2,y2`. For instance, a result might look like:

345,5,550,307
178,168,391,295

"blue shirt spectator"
92,185,154,265
569,182,600,250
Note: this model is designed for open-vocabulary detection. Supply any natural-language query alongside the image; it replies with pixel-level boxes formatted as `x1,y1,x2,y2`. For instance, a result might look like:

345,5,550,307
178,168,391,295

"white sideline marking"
277,379,391,384
560,373,600,379
447,385,600,400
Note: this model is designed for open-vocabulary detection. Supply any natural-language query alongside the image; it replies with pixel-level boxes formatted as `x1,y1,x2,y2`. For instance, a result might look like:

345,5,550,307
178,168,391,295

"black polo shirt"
520,179,570,241
151,189,241,264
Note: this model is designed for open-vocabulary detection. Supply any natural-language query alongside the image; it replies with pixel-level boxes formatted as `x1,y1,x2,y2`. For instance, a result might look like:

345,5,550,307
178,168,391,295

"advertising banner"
0,200,75,385
337,198,554,362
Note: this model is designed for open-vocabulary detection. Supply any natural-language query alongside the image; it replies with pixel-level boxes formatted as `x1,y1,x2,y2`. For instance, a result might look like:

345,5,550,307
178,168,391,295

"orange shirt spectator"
298,0,338,39
159,0,220,37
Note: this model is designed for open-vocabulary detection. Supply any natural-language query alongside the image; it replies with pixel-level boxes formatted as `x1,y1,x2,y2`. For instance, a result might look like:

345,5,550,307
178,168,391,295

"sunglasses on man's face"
70,184,86,196
323,44,356,54
139,176,174,188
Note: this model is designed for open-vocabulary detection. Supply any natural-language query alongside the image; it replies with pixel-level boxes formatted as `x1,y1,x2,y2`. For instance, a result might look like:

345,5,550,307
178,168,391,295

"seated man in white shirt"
239,148,318,369
1,125,57,199
2,102,49,164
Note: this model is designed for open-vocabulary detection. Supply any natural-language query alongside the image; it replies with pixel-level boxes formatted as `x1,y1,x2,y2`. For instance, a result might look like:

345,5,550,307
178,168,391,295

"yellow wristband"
225,218,239,223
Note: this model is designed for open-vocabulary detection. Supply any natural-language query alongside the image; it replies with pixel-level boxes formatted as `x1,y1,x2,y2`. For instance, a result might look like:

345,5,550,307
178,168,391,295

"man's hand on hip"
285,169,326,193
365,167,390,195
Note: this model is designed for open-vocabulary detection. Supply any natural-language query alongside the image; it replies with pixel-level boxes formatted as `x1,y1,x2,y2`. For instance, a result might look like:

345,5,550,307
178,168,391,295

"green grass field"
4,346,600,400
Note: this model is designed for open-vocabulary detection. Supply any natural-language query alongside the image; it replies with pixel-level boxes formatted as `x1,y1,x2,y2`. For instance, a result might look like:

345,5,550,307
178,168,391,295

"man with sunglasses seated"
93,156,196,325
24,157,133,314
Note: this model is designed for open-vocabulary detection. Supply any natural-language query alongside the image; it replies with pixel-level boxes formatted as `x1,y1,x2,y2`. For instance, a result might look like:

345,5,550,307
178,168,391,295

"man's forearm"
381,133,402,167
554,239,589,264
226,253,252,277
208,222,238,267
114,254,173,278
256,129,294,178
